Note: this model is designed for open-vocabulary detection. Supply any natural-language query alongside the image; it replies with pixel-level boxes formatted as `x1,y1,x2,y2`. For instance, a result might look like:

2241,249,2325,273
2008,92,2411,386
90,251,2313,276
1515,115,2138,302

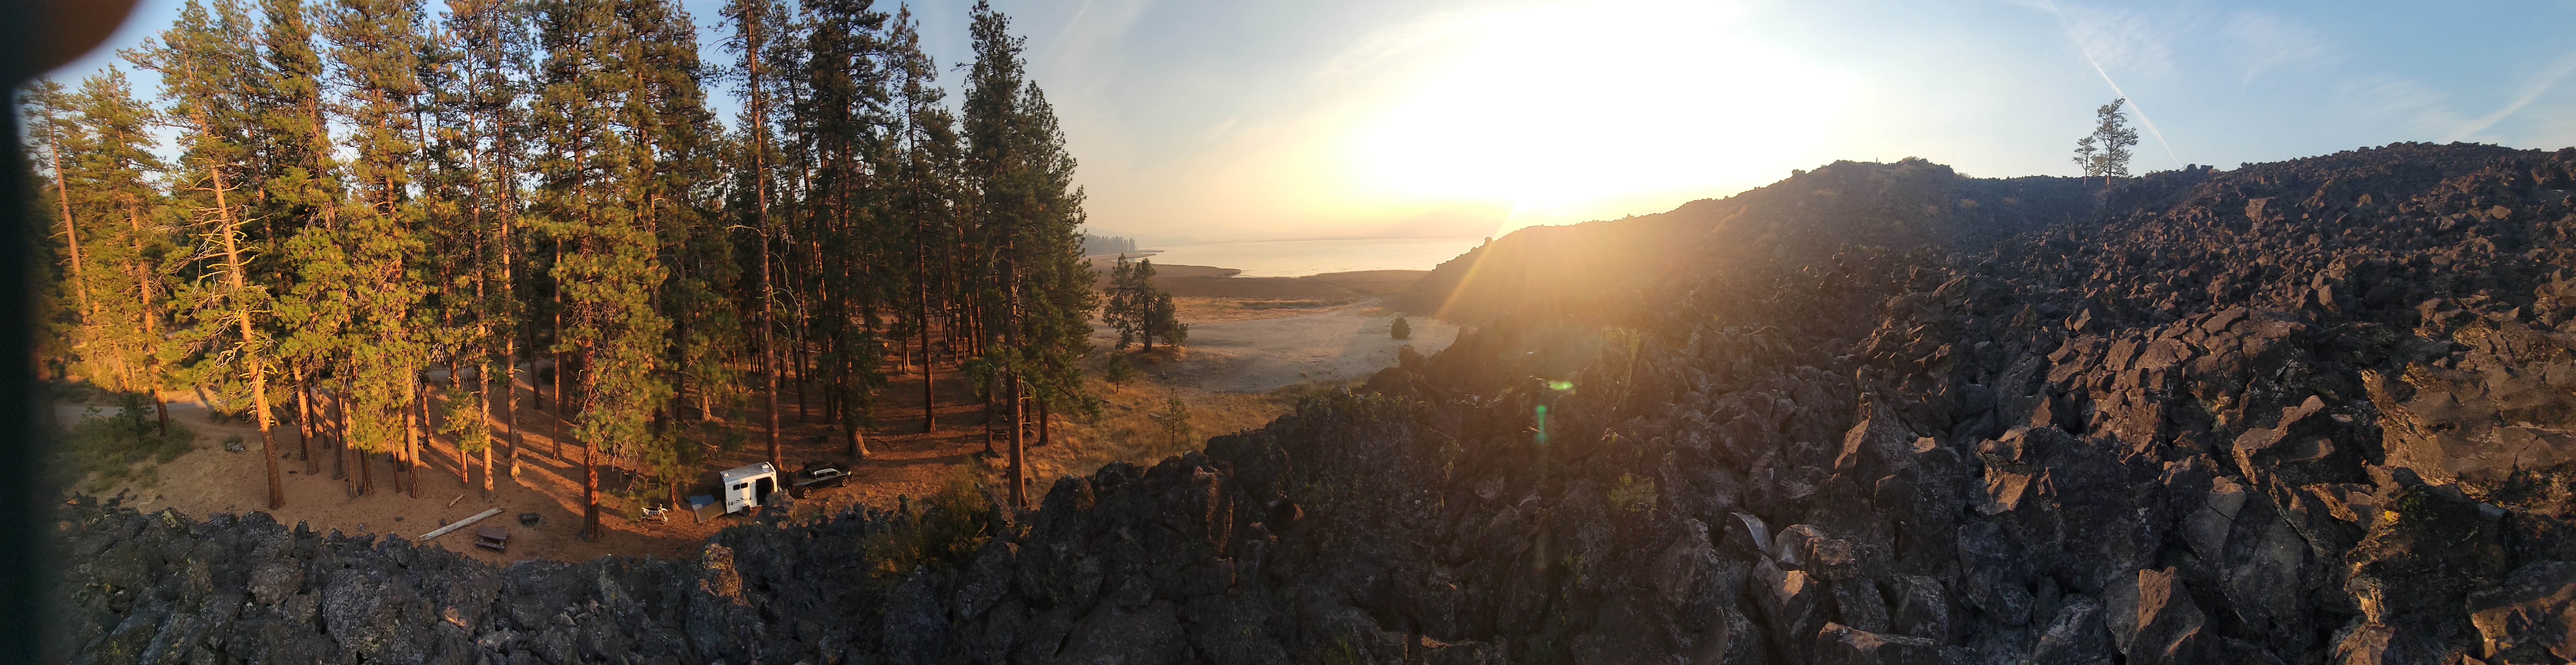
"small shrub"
1104,353,1139,384
1390,316,1412,340
1608,472,1656,514
1154,391,1193,446
859,471,995,586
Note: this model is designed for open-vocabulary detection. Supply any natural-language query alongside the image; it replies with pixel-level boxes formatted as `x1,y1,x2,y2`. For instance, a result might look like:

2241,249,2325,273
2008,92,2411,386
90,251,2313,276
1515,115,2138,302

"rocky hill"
48,142,2576,664
1393,158,2103,327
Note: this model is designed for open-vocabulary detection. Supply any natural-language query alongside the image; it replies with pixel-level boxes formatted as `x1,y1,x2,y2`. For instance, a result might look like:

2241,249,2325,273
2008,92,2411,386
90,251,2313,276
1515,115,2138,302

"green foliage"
1104,255,1185,350
858,471,995,586
1103,352,1138,384
2074,98,2139,179
1150,291,1187,348
1390,316,1411,340
436,384,491,455
1100,255,1186,351
1608,472,1656,514
1299,637,1365,665
1154,390,1192,446
51,393,197,493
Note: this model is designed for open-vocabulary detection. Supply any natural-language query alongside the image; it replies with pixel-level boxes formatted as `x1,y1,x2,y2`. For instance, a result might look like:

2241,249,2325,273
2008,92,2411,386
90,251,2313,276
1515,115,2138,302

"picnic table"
474,527,509,552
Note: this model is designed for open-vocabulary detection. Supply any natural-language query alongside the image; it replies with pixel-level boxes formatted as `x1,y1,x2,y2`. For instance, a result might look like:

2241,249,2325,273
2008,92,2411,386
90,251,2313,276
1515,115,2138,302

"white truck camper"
720,462,779,514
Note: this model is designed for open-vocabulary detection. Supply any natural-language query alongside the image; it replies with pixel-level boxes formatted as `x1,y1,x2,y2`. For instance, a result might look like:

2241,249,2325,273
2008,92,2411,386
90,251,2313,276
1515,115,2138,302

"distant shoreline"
1108,237,1481,279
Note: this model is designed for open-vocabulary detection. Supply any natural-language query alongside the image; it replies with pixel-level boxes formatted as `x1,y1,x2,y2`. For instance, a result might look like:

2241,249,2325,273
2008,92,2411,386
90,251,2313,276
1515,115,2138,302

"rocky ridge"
48,142,2576,664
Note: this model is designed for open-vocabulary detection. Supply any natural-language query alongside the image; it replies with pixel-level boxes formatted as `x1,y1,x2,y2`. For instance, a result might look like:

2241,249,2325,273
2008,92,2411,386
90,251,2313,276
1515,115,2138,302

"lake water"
1134,238,1487,277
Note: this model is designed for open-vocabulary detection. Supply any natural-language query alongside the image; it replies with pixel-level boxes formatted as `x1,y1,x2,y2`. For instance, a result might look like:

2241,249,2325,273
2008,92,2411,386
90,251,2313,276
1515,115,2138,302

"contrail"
1040,0,1098,63
2041,0,2183,169
2447,48,2576,142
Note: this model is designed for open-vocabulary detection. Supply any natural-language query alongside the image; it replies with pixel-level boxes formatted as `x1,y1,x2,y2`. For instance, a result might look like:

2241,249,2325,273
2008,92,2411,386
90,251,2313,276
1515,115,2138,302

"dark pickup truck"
790,463,849,498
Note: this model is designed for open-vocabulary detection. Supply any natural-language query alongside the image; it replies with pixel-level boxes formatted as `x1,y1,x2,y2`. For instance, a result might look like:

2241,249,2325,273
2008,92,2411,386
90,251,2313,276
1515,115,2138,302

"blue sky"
42,0,2576,243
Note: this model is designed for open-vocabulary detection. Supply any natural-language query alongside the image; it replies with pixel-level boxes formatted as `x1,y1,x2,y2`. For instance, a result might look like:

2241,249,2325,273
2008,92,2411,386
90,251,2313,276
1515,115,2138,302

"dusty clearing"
1110,298,1458,393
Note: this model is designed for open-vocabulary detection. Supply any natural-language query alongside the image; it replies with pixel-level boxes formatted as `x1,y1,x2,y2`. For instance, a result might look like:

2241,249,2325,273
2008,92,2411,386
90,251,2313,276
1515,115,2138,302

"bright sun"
1341,1,1858,230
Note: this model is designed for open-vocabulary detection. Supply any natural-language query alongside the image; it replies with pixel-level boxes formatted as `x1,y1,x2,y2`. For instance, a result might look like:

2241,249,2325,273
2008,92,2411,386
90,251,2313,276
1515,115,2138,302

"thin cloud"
1311,10,1484,82
2058,5,2174,76
2447,49,2576,142
2039,0,2183,168
2225,10,2335,85
2340,76,2468,139
1038,0,1099,63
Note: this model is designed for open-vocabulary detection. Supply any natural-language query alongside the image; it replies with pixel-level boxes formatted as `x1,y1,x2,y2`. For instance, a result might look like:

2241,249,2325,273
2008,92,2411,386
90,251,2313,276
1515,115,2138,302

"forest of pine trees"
20,0,1095,538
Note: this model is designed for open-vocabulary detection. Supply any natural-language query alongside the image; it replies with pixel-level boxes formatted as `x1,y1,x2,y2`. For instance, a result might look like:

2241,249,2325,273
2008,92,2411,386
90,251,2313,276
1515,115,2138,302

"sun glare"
1342,1,1858,231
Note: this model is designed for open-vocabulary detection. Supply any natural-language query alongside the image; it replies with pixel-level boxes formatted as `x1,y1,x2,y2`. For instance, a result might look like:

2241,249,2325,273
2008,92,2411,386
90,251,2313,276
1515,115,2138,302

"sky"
41,0,2576,244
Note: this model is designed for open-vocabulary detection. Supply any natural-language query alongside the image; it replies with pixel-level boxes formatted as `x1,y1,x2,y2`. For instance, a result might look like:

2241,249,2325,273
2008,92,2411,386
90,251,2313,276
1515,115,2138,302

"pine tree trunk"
795,335,811,423
582,416,599,542
1008,375,1025,508
334,392,351,484
860,355,881,459
479,359,494,497
553,293,566,460
1038,397,1051,449
347,395,367,495
296,370,318,475
922,302,935,433
209,162,284,509
45,124,91,320
762,227,782,473
404,379,422,498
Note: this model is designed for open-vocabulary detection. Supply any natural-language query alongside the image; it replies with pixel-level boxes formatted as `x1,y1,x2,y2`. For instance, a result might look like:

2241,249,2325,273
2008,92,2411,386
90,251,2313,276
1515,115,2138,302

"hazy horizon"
47,0,2576,243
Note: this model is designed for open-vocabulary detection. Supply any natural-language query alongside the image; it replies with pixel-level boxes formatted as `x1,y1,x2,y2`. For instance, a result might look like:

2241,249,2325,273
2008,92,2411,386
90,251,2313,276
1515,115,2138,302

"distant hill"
1394,159,2102,324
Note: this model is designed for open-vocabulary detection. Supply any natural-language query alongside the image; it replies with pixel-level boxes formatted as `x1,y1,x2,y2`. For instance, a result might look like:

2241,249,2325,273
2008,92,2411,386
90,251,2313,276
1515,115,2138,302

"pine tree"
2075,98,2139,180
623,0,731,506
441,0,535,496
322,0,433,497
534,0,677,539
60,70,175,426
138,0,291,508
964,1,1097,506
261,0,367,491
1104,254,1139,349
1108,256,1180,353
1147,289,1185,350
721,0,791,476
888,5,957,435
21,80,93,379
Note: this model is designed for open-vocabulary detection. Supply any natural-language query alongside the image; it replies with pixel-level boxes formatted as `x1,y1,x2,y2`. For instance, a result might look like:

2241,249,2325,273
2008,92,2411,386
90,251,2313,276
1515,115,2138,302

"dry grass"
1008,354,1360,489
1172,296,1355,324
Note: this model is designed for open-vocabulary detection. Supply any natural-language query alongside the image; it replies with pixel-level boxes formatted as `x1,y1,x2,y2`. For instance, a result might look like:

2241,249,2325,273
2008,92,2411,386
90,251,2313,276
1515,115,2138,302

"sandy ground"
64,367,1017,564
1109,298,1459,392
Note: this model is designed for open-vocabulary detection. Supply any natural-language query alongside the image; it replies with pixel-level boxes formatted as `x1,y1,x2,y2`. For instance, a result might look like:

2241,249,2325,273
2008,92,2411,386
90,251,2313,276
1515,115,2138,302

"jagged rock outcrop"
49,142,2576,663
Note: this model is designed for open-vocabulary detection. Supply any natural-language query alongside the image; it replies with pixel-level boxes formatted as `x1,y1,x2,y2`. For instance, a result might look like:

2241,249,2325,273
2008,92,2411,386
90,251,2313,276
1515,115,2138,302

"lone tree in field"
2073,97,2139,181
1147,291,1185,351
1391,316,1411,340
1104,255,1185,352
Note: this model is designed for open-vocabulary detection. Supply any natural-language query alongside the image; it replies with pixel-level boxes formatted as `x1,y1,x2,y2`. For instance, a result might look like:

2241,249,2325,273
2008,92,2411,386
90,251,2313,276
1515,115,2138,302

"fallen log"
418,507,505,542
